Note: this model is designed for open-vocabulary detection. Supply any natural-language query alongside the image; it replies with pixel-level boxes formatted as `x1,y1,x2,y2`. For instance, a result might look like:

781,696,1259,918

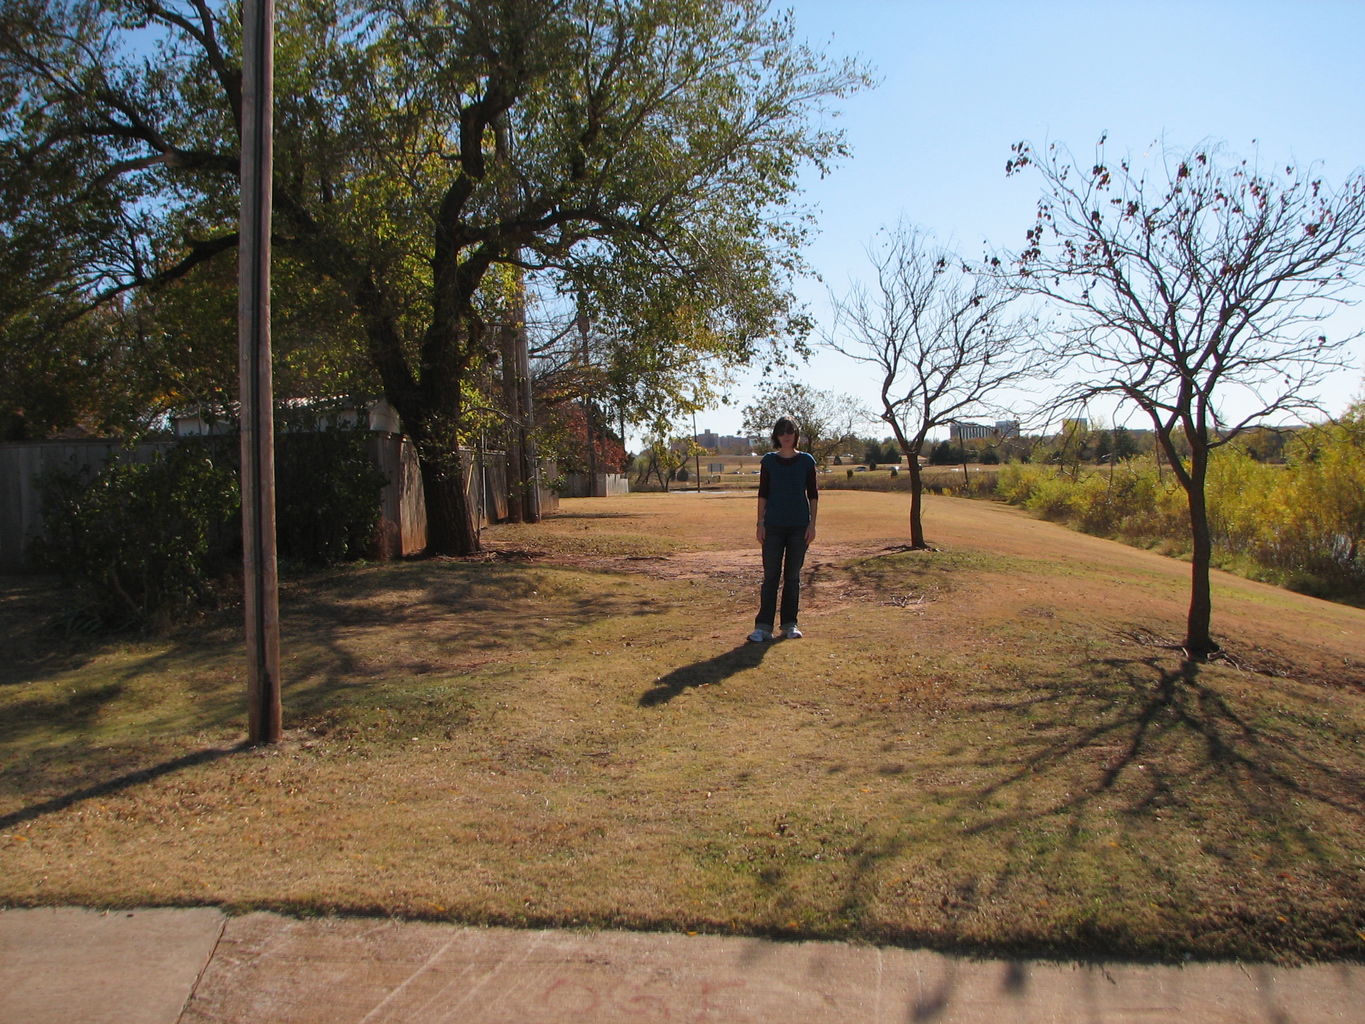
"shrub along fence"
0,436,550,574
0,439,173,574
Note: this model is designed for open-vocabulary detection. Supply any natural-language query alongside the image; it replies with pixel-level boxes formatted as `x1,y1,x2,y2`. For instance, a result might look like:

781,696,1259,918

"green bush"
1067,471,1116,533
1023,473,1077,522
275,428,388,566
1110,467,1177,540
32,439,241,629
994,462,1042,505
33,427,390,629
1066,463,1173,539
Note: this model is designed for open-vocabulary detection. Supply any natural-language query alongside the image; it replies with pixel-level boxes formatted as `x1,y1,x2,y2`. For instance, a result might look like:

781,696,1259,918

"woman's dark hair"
771,416,799,448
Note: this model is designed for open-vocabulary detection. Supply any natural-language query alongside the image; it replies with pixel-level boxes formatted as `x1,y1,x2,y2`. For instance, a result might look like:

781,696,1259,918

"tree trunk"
348,267,482,554
1183,466,1218,657
906,457,928,549
419,447,481,556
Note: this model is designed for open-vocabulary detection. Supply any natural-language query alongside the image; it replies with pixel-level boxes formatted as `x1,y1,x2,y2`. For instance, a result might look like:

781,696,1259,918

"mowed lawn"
2,490,1363,963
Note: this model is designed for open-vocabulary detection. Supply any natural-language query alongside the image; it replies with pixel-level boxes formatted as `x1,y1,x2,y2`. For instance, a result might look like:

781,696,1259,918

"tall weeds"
990,436,1365,602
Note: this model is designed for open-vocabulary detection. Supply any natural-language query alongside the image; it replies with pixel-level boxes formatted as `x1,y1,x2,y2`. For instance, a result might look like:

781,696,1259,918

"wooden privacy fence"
561,472,629,497
0,437,556,572
362,437,558,557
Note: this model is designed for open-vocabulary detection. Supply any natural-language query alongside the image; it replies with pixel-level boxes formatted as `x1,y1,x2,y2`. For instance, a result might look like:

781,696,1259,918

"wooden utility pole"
494,116,539,523
692,412,701,491
515,296,540,522
499,314,527,522
239,0,281,744
577,297,596,493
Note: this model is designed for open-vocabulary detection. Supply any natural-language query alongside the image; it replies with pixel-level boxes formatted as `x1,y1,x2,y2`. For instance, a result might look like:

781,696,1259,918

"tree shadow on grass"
814,643,1365,961
0,575,111,687
963,651,1364,829
2,560,668,827
536,510,639,521
0,741,246,831
0,560,674,750
639,641,775,706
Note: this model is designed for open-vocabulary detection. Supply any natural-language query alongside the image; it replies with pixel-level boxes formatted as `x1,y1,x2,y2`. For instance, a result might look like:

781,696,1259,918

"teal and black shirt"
758,451,819,528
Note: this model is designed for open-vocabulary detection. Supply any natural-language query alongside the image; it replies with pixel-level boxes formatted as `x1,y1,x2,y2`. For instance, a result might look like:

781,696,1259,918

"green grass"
2,491,1363,964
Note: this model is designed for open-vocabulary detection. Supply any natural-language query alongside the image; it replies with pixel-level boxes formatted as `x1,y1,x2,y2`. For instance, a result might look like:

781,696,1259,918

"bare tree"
1006,138,1365,656
826,222,1041,548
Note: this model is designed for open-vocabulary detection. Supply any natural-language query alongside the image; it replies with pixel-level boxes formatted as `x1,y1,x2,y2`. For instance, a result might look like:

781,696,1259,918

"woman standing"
749,416,818,642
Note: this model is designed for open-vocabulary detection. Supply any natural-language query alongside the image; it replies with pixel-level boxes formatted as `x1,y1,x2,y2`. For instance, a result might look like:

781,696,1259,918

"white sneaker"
782,625,803,639
747,629,772,643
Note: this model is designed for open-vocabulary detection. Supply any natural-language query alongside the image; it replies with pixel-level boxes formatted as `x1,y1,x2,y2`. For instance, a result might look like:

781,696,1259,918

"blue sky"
683,0,1365,443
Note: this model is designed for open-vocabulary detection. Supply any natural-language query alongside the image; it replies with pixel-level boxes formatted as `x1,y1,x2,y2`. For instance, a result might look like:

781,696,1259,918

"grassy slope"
1,491,1362,963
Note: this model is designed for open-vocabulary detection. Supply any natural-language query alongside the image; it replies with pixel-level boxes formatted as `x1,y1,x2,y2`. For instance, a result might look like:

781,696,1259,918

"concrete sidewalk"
0,907,1359,1024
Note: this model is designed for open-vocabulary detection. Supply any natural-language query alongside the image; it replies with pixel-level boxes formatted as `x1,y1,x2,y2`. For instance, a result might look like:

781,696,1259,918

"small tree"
929,440,960,466
1008,139,1365,656
741,380,866,463
826,222,1041,547
1110,425,1139,462
634,436,685,492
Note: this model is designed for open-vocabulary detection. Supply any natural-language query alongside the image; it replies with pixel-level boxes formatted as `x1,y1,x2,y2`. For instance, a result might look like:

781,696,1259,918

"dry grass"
2,491,1363,963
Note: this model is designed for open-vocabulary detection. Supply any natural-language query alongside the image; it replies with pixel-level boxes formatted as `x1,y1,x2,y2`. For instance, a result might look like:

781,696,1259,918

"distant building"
949,419,1019,442
693,429,751,454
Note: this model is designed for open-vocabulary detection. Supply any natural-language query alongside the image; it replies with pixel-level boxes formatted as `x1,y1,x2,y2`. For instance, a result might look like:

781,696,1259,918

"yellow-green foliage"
1285,409,1365,572
1204,414,1364,590
1206,447,1289,565
993,421,1365,599
993,462,1038,506
996,462,1182,541
1023,471,1077,522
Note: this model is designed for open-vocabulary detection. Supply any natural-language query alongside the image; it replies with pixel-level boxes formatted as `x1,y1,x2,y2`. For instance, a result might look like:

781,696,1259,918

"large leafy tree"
526,283,751,470
1007,139,1365,656
1,0,866,551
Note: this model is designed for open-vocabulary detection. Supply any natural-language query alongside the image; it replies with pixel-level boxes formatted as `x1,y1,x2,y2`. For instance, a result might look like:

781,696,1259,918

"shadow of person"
639,641,776,707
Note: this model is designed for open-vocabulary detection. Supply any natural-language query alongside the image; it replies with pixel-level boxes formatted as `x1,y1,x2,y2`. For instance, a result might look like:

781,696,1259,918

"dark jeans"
756,525,808,630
